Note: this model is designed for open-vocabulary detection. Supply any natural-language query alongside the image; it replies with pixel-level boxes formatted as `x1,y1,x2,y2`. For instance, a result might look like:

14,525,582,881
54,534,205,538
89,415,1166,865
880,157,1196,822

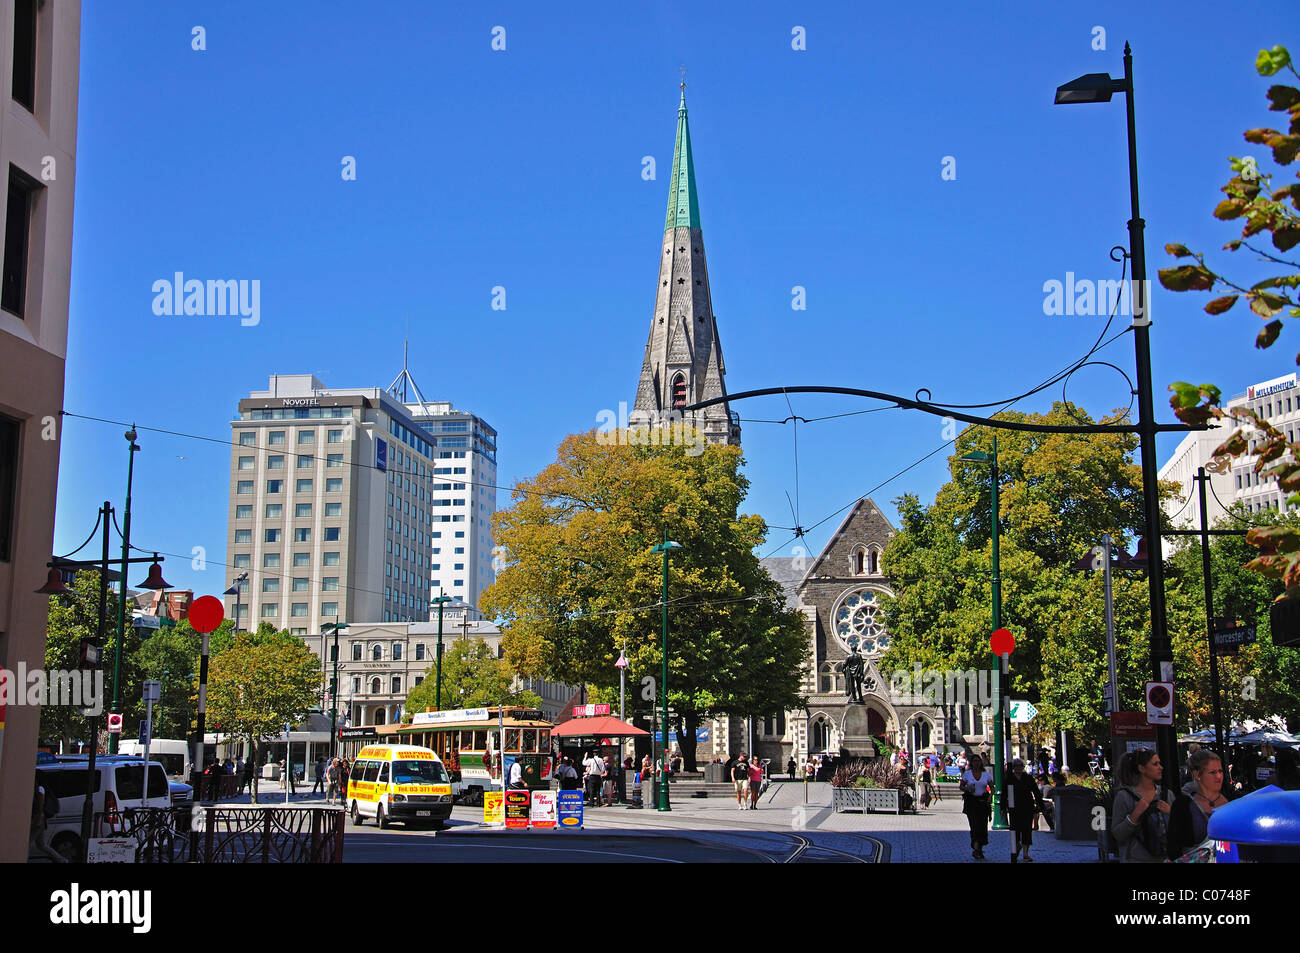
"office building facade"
0,0,81,862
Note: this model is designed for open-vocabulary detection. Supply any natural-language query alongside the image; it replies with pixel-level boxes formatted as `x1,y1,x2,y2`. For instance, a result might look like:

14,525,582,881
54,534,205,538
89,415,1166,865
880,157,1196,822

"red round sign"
188,595,226,634
990,628,1016,656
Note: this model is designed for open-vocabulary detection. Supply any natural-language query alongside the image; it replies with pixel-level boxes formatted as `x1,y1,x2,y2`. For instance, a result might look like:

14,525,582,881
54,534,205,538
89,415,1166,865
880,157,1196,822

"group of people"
1111,747,1230,862
318,757,351,805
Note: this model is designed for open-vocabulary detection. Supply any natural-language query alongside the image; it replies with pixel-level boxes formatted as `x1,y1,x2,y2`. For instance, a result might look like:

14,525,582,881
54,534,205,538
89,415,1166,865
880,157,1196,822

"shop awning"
549,716,649,739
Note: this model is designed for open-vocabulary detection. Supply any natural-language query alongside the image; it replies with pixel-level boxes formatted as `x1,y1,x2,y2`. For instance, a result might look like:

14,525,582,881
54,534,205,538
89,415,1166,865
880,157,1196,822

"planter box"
832,786,901,814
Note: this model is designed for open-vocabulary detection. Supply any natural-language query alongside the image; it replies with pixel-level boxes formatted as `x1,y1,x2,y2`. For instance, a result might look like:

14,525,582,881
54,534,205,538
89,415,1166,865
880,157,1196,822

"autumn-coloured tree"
403,636,541,715
481,432,808,770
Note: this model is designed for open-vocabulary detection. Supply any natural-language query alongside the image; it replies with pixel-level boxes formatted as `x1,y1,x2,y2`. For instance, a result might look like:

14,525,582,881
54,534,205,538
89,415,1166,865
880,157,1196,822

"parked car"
31,755,171,861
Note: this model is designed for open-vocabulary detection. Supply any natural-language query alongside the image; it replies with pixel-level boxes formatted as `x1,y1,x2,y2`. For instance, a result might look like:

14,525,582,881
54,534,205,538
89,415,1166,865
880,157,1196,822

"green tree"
480,432,808,770
404,636,542,715
41,570,138,749
205,630,320,802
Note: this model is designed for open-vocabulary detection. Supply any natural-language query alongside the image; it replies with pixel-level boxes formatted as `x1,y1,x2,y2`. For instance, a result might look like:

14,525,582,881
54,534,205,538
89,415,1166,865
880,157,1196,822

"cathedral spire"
632,87,740,447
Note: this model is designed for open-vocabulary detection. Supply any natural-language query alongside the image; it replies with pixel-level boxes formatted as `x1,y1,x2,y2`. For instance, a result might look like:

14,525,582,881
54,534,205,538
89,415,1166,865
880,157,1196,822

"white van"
117,739,191,780
32,756,171,861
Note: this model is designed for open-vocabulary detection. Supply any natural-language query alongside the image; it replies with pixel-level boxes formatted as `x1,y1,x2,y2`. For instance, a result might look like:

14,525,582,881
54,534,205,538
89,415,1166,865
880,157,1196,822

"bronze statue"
838,640,866,704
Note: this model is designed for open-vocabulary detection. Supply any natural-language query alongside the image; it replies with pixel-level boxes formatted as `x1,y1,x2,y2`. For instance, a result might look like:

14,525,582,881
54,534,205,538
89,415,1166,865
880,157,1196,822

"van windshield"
393,760,448,784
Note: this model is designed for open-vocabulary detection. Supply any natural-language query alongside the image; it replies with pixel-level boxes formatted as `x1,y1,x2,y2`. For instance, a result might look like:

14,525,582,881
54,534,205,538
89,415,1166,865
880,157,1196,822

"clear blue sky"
54,1,1292,598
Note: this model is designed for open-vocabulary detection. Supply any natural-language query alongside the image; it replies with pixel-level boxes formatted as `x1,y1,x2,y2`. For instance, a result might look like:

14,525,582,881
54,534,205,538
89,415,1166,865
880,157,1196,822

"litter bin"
704,763,725,783
1208,785,1300,862
1051,785,1100,841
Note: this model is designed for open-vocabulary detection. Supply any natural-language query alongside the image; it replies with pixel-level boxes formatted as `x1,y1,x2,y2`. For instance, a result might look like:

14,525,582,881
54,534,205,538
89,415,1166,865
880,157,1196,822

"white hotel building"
1159,371,1300,531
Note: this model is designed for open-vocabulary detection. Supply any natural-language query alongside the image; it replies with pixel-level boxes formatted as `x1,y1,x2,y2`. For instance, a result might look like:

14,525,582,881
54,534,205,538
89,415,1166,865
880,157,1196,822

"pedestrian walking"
30,778,66,862
325,758,339,805
556,757,580,790
601,756,616,805
748,756,763,810
582,751,604,806
959,753,994,859
732,752,750,810
1167,748,1228,860
338,758,351,805
1004,758,1046,862
1112,749,1174,863
312,755,327,796
918,764,933,811
204,758,224,801
787,756,797,780
239,757,254,796
1037,747,1050,778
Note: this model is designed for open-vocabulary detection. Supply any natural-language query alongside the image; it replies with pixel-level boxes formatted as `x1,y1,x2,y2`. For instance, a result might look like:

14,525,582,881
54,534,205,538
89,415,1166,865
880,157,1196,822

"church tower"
632,86,740,447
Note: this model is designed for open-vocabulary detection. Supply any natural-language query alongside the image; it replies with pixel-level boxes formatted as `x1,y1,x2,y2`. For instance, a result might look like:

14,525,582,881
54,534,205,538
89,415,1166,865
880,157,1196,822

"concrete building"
0,0,80,863
225,374,438,634
311,609,574,729
1158,424,1234,534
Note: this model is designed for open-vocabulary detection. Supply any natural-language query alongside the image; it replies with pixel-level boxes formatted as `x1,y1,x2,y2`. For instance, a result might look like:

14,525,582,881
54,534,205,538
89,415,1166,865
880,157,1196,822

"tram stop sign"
990,628,1016,656
188,595,225,634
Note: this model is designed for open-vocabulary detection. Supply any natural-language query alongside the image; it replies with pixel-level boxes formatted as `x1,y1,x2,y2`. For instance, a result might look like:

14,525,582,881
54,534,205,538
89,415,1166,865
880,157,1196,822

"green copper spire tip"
665,86,701,232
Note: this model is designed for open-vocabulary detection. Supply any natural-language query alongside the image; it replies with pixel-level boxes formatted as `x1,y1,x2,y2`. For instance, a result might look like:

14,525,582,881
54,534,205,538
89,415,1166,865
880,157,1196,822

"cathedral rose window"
832,587,890,655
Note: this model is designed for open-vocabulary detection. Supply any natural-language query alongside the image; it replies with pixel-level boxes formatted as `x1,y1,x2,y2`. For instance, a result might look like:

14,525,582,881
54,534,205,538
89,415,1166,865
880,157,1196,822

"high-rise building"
403,400,498,611
225,375,438,634
631,85,740,447
0,0,82,862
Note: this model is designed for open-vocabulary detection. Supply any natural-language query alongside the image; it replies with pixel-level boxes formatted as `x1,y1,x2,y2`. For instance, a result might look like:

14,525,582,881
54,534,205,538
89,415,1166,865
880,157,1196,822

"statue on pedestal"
838,637,866,704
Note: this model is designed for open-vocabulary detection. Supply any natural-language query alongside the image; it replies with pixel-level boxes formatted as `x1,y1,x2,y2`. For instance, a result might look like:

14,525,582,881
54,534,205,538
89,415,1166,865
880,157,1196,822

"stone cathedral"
628,89,994,767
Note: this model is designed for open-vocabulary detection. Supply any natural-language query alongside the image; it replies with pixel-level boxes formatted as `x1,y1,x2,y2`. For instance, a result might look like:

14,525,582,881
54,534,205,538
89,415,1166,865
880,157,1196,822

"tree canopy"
403,636,542,714
480,432,808,768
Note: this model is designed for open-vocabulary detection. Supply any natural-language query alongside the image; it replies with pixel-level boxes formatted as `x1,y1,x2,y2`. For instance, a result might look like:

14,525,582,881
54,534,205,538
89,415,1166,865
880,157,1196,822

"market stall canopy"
549,716,649,739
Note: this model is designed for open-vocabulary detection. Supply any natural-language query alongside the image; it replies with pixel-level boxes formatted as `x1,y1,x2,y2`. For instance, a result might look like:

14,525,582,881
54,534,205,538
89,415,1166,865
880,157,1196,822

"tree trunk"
249,736,259,804
677,711,700,772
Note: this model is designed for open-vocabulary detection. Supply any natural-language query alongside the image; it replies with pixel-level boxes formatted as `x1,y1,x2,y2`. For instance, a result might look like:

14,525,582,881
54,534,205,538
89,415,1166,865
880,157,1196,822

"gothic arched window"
853,548,865,575
868,549,880,574
671,374,687,410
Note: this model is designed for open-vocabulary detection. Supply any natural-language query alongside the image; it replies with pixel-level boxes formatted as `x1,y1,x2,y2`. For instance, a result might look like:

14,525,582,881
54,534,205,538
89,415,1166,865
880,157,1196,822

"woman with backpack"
1112,748,1174,863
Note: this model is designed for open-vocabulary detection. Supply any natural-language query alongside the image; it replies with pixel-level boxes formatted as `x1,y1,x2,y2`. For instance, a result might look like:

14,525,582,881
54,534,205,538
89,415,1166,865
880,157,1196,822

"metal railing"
117,805,345,863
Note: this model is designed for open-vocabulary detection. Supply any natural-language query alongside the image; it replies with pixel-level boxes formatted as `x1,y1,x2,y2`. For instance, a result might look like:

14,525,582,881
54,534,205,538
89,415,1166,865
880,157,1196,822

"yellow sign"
483,791,504,825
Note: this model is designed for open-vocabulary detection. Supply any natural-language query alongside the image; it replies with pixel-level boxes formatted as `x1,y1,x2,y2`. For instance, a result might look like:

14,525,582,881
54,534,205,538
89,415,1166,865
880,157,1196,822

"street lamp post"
960,436,1007,829
1055,42,1177,792
651,535,682,812
322,618,349,759
109,426,141,753
432,593,453,710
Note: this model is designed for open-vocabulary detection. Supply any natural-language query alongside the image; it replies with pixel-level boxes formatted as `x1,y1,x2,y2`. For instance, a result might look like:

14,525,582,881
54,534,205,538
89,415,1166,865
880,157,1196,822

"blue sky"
54,1,1293,599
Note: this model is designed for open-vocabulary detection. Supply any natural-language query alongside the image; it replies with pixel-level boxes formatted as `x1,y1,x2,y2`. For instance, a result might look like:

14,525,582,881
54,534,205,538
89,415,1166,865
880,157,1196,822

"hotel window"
290,627,306,637
391,677,402,695
265,504,282,518
292,577,309,592
322,577,339,591
322,601,337,616
234,529,252,544
291,603,308,617
370,677,381,695
262,578,279,593
292,553,309,568
298,431,315,445
415,644,425,661
295,503,311,518
263,553,280,568
386,564,392,577
297,454,314,468
268,431,285,446
454,580,463,587
325,527,340,541
238,432,255,446
233,554,251,568
327,453,343,467
261,603,278,618
237,481,253,495
2,166,40,317
238,456,255,470
392,642,402,660
327,430,344,444
268,455,285,470
325,502,341,517
325,478,342,492
414,676,423,687
235,505,252,519
323,552,340,566
10,1,36,112
296,479,312,493
265,529,281,543
293,528,310,542
266,480,282,493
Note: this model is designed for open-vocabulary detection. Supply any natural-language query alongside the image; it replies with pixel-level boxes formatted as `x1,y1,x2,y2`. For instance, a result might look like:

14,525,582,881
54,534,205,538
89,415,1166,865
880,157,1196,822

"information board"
530,790,557,829
482,791,504,826
557,790,584,829
505,790,531,829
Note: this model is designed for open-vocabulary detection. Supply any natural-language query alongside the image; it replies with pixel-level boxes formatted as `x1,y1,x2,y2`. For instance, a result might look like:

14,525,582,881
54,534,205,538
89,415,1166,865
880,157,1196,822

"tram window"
505,729,520,751
523,729,537,752
473,731,487,750
539,731,550,750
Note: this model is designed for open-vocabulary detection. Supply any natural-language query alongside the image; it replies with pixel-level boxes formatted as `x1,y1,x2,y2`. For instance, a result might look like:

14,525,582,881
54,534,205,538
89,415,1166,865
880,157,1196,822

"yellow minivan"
347,745,454,829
